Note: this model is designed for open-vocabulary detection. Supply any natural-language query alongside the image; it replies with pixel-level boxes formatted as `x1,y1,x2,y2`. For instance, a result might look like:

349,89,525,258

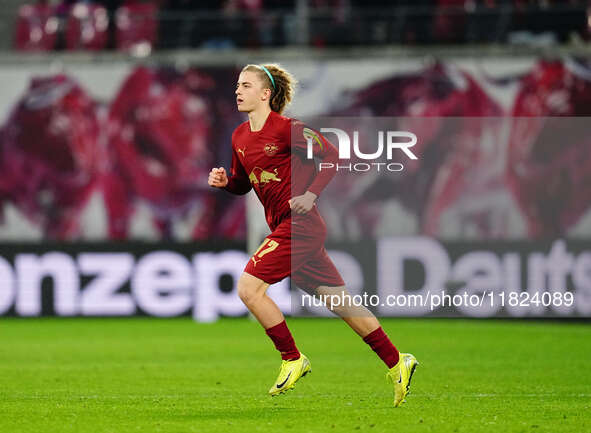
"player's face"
236,71,271,113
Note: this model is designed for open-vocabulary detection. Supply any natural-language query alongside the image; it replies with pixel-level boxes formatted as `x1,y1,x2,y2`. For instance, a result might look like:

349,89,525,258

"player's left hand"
288,191,317,214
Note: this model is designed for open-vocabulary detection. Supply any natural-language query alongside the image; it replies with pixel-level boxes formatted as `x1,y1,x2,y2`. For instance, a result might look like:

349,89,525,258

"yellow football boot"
268,353,312,396
386,353,419,407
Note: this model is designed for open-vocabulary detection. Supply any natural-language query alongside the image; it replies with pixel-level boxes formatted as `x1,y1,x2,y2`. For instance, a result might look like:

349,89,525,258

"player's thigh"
244,232,291,285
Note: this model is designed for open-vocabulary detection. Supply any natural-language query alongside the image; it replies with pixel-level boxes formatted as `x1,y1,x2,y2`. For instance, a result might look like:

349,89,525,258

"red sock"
265,320,300,361
363,327,399,369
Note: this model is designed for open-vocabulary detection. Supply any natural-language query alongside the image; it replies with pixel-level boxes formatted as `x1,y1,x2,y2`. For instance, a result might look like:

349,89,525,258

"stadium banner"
0,241,258,322
0,239,589,320
1,58,591,242
317,238,591,319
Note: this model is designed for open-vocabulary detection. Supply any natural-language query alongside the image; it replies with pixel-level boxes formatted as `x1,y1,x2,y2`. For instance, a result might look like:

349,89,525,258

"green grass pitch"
1,318,590,433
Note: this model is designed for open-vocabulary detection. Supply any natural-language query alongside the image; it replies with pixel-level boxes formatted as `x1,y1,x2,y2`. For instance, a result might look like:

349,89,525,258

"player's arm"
289,121,339,214
208,146,252,195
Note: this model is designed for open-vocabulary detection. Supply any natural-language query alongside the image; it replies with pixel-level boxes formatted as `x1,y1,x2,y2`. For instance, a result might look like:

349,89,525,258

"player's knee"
237,275,264,305
238,285,262,306
326,301,349,317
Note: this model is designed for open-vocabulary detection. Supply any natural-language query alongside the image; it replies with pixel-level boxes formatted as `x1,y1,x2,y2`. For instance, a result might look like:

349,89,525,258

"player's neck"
248,106,272,132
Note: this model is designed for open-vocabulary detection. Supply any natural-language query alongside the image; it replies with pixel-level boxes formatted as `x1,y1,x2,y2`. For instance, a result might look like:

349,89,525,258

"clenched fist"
288,191,317,214
208,167,229,188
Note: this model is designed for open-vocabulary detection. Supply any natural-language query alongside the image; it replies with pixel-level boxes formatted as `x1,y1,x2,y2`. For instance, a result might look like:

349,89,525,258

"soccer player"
208,64,418,407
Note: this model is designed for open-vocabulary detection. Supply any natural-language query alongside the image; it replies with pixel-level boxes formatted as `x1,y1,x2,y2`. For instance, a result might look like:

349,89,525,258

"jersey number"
253,238,280,259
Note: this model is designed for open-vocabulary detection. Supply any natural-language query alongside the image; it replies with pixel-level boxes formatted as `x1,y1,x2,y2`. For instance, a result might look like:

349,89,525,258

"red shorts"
244,209,345,289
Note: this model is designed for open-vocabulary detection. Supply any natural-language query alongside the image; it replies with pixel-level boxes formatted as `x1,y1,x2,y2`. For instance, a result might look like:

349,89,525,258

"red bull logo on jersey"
248,166,282,186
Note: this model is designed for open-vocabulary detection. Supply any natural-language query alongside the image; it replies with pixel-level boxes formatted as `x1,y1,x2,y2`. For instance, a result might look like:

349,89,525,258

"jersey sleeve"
290,119,339,197
224,135,252,195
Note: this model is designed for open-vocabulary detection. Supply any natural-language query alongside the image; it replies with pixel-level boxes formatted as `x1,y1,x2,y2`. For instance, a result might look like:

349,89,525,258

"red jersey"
224,111,338,231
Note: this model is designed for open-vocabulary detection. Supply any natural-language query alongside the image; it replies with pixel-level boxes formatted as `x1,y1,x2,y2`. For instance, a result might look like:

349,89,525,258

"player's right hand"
208,167,229,188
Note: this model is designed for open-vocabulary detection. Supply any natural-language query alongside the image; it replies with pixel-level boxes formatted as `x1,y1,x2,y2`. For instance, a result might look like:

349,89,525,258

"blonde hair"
241,63,297,115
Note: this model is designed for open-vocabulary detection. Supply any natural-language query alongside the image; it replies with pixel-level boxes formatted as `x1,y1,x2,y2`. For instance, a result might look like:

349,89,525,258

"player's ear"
261,88,271,101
